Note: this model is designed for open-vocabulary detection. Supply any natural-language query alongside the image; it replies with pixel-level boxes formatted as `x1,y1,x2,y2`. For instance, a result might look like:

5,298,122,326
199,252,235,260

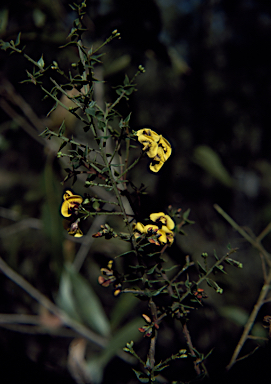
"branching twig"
214,204,271,370
214,204,271,267
226,268,271,370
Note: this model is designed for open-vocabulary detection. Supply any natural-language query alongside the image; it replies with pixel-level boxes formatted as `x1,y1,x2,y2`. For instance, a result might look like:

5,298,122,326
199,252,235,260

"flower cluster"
92,224,118,240
98,260,122,296
61,190,83,237
133,212,175,246
136,128,172,172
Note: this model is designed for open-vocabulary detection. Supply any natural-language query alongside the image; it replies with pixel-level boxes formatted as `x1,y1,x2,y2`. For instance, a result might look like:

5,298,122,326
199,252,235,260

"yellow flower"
133,222,146,239
137,129,160,158
145,224,167,244
150,212,175,230
61,190,83,217
133,211,175,245
136,129,172,173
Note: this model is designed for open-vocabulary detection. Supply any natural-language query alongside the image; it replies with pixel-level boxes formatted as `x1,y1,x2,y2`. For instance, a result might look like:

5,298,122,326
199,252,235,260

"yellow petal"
68,228,83,237
145,224,159,233
145,224,168,244
149,159,164,172
146,142,158,158
161,225,174,235
61,200,71,217
136,129,160,142
164,215,175,230
161,226,174,245
133,222,146,233
138,135,158,158
63,190,74,200
158,136,172,161
150,213,175,230
157,229,167,244
61,194,83,217
65,195,83,204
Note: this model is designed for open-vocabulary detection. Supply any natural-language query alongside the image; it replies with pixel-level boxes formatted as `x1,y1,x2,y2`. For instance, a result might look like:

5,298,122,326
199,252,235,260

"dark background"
1,0,271,383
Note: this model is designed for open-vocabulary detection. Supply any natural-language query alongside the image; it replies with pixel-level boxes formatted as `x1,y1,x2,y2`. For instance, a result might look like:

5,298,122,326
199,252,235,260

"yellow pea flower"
136,129,172,173
61,190,83,217
150,212,175,230
133,216,174,245
133,222,146,239
145,224,167,244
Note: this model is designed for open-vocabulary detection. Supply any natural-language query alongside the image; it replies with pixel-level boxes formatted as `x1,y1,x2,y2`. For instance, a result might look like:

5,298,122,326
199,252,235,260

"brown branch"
226,267,271,370
182,322,201,375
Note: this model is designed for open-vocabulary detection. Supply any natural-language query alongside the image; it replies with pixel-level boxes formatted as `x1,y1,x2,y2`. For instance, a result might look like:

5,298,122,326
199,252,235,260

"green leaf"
146,264,158,274
225,257,243,268
56,268,82,322
149,285,167,297
182,208,195,224
58,141,68,152
15,32,21,46
59,264,111,336
92,201,100,210
206,278,223,294
124,112,132,123
183,208,191,220
46,102,58,117
116,250,137,258
58,120,66,136
39,127,50,138
154,364,169,372
213,249,219,261
0,41,11,51
197,261,207,275
85,105,96,116
132,370,149,383
123,74,129,86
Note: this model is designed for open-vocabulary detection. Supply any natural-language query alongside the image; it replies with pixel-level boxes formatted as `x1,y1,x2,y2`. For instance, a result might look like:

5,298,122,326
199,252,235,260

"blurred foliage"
1,0,271,383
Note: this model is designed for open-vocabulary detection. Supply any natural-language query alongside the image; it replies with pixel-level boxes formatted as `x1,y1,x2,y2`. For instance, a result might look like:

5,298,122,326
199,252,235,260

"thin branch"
226,268,271,370
257,222,271,242
182,322,201,375
0,218,42,237
214,204,271,267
